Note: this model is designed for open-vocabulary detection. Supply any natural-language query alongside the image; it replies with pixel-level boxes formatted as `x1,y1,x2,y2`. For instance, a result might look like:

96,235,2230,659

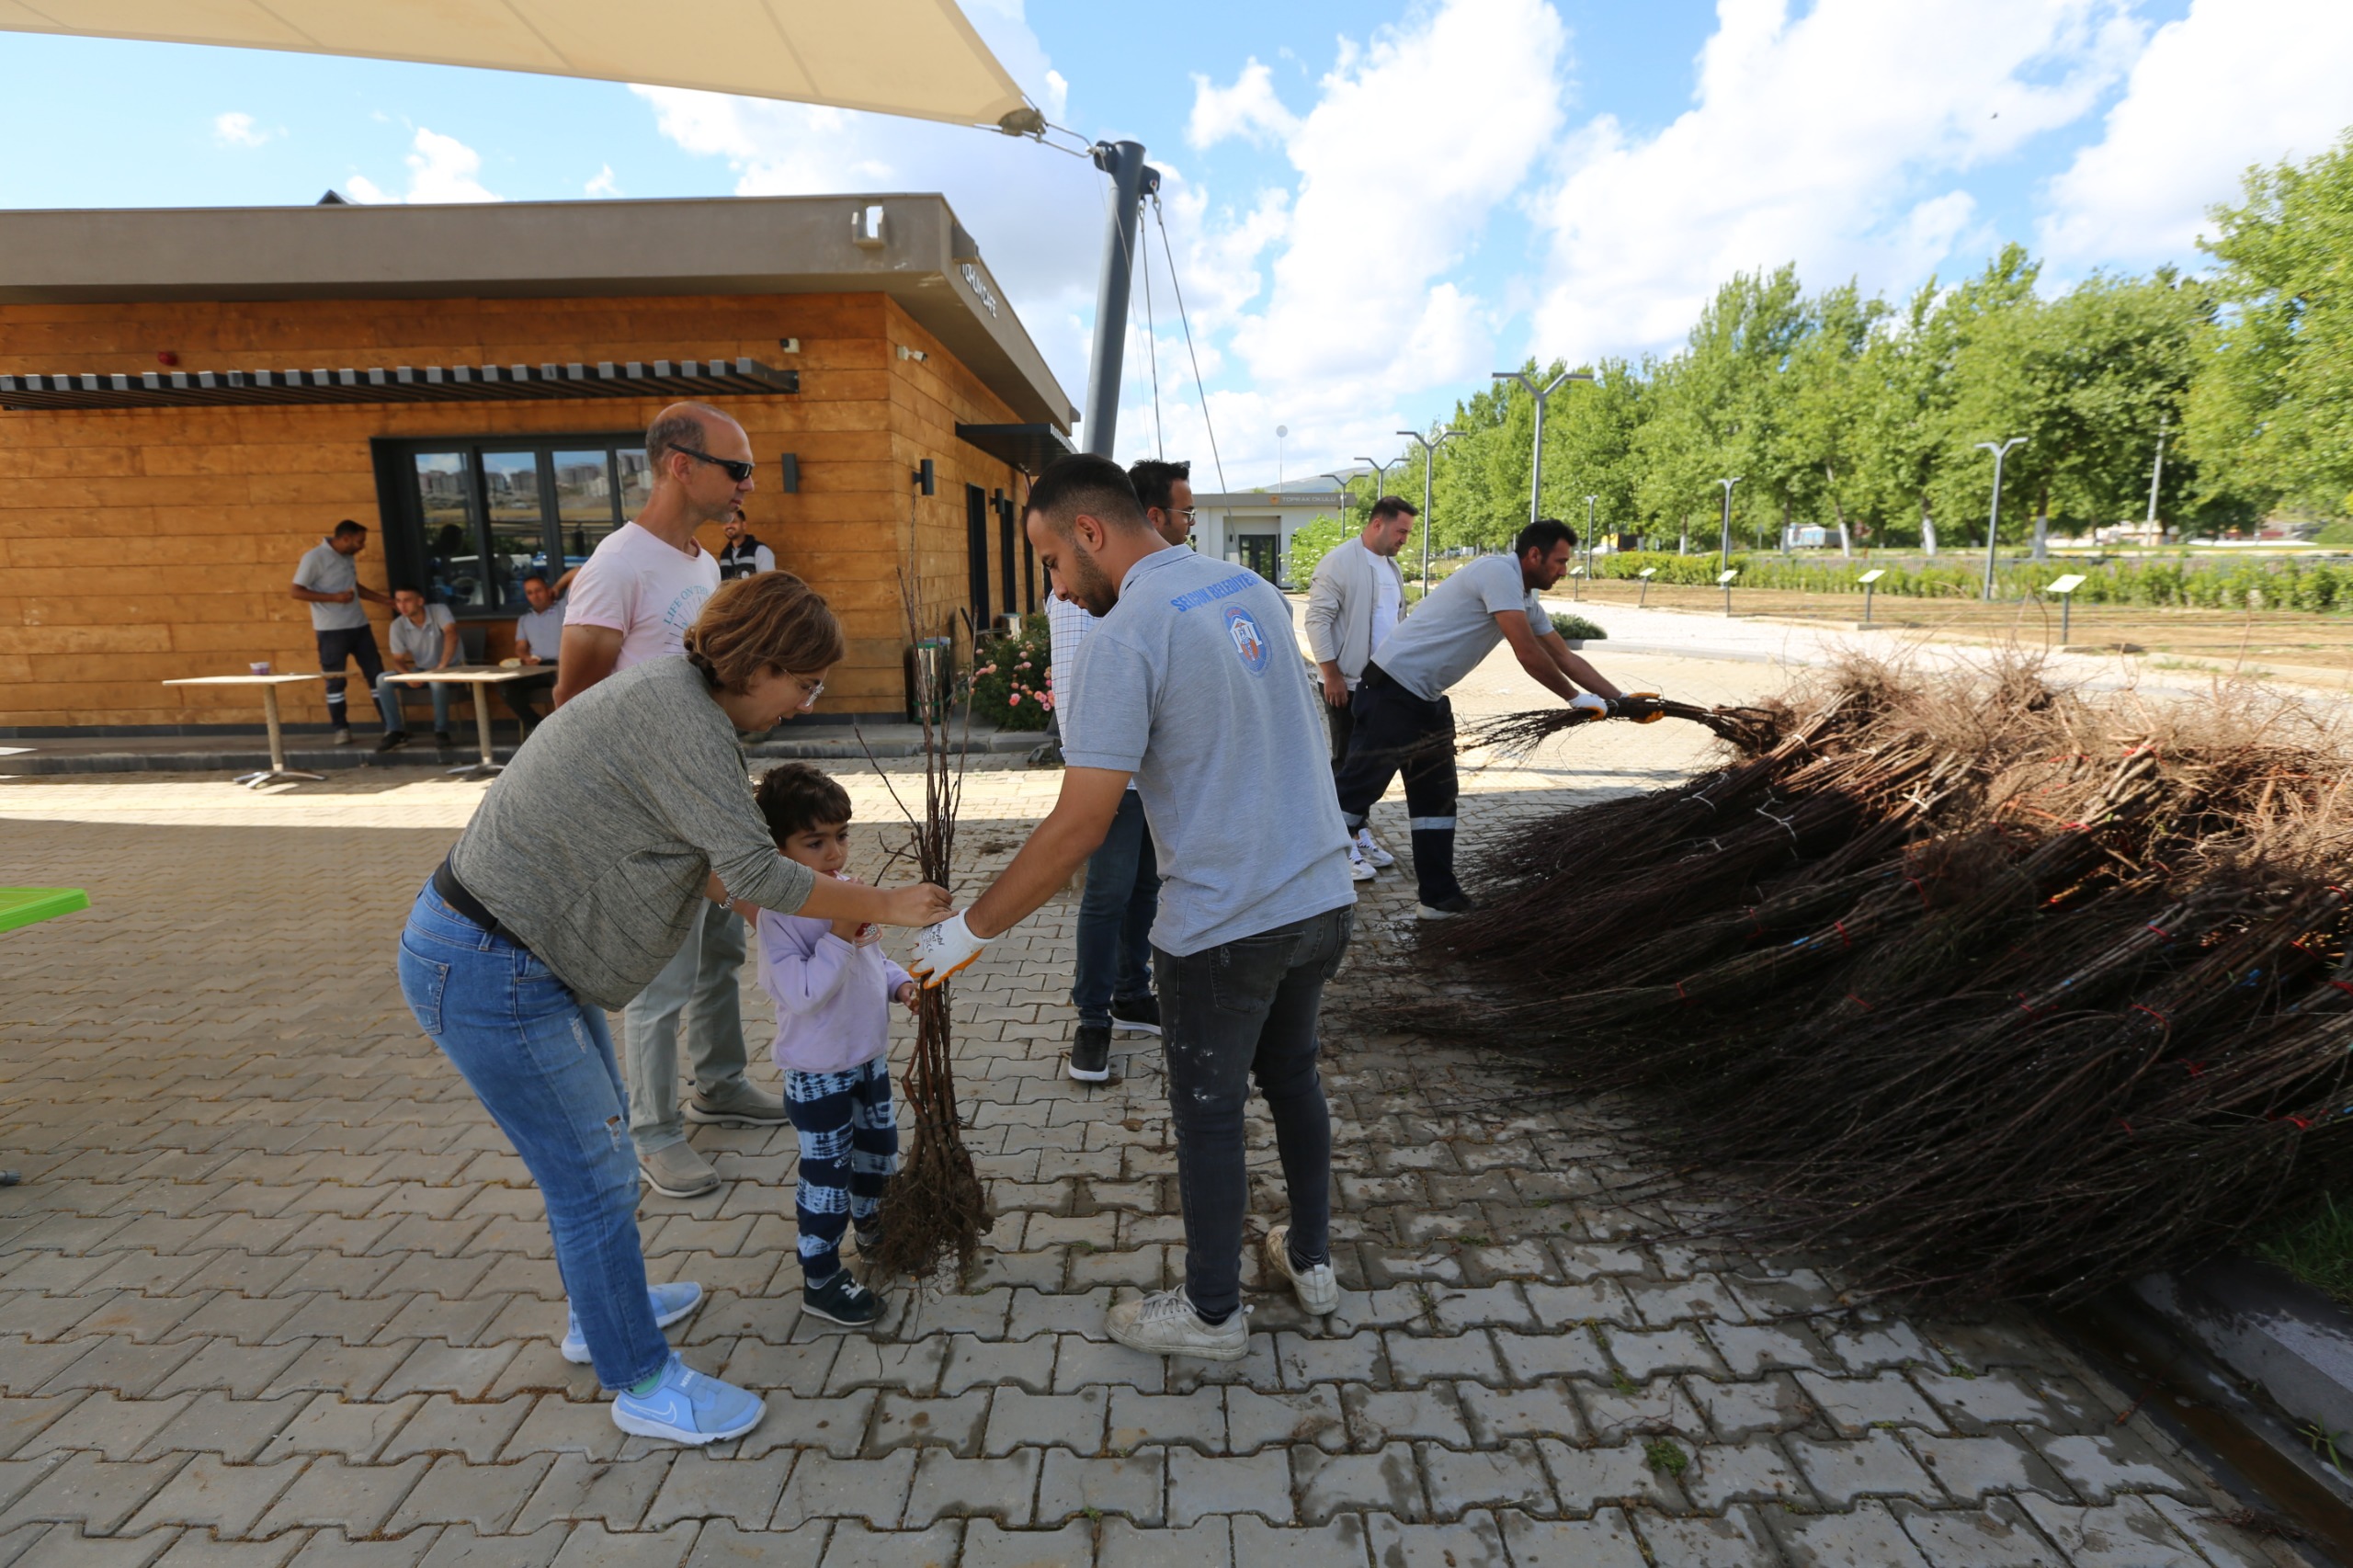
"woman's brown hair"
683,571,845,691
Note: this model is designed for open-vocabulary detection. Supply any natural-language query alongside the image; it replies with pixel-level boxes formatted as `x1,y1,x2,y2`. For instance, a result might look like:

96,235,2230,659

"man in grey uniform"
290,519,395,744
910,454,1355,1359
1333,517,1654,919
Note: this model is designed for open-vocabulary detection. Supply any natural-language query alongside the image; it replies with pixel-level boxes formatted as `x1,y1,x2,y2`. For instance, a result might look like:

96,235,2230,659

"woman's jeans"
1154,903,1353,1321
396,883,667,1391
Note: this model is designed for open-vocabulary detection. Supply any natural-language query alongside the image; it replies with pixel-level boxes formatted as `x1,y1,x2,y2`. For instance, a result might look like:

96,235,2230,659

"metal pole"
1399,429,1463,596
1975,437,2025,602
1081,141,1156,458
2144,415,2168,547
1494,369,1592,526
1716,477,1742,573
1585,494,1597,581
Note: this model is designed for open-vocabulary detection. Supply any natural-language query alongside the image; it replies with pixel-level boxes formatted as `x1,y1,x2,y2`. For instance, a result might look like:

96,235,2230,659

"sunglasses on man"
676,448,756,483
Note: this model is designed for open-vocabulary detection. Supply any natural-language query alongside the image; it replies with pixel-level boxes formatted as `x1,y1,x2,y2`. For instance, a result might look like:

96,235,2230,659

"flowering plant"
966,614,1053,732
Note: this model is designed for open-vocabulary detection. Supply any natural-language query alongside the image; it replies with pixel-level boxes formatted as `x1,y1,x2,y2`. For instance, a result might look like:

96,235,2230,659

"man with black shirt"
716,507,773,581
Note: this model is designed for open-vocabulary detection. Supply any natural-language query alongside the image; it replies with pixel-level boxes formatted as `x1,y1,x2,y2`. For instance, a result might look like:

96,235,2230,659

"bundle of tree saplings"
1408,657,2353,1306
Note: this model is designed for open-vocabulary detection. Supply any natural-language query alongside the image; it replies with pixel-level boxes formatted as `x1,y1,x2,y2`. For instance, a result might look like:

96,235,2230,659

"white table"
161,673,326,788
382,666,547,778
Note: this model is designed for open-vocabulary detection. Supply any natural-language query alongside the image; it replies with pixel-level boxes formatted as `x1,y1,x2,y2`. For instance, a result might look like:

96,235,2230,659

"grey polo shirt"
515,594,567,661
292,540,369,632
389,604,456,668
1062,546,1353,956
1371,553,1547,700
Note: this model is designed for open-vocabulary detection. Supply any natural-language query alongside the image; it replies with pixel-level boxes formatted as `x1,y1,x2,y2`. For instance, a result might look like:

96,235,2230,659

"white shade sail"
0,0,1031,128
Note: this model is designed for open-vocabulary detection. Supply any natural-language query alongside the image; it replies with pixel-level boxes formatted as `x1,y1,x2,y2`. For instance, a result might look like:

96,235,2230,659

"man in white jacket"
1303,496,1415,880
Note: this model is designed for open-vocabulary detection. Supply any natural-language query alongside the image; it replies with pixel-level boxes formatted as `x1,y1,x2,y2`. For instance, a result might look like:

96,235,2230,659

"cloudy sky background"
5,0,2351,487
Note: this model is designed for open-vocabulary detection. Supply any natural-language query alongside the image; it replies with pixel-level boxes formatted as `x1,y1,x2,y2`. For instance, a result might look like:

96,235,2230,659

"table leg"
236,687,325,788
446,686,504,778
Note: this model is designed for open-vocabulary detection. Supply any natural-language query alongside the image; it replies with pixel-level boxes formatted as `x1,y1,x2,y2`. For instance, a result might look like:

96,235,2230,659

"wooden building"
0,194,1074,733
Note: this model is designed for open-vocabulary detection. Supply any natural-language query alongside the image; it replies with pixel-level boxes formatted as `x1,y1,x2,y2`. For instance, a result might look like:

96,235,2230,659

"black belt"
1360,662,1394,691
432,858,514,942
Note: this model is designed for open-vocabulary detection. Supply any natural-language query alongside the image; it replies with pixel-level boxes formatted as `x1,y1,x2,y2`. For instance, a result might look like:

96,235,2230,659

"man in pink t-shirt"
555,402,781,1199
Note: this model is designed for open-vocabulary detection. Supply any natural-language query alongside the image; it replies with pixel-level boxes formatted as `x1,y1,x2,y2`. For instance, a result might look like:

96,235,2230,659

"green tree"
2186,127,2353,520
1771,280,1889,554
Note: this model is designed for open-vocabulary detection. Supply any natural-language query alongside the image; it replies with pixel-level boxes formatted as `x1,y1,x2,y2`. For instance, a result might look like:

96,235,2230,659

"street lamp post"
1356,456,1402,501
1493,369,1594,526
1398,427,1465,594
1975,437,2027,602
1716,477,1743,573
1275,425,1288,488
1584,494,1597,579
2144,415,2168,549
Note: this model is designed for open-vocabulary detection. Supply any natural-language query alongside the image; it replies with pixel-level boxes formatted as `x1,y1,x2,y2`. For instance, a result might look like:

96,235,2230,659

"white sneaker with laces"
1348,849,1377,882
1105,1287,1249,1360
1264,1223,1339,1315
1357,828,1395,869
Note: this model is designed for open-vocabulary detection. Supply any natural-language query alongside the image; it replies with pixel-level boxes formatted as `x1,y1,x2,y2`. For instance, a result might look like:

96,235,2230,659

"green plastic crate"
0,887,89,933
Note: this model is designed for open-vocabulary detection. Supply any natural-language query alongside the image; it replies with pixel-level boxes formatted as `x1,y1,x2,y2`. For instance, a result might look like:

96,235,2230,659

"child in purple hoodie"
751,764,917,1327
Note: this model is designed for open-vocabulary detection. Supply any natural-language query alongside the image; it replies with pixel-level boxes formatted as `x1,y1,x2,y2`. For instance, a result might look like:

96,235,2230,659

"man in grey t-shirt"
373,587,459,751
290,519,395,744
1334,518,1653,919
908,455,1354,1364
503,570,566,734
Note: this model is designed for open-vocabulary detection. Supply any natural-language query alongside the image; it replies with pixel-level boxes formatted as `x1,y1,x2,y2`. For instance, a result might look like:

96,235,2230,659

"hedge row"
1585,551,2353,612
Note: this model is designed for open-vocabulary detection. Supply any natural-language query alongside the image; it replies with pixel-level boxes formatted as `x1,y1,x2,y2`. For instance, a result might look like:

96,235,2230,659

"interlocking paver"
0,723,2297,1565
1495,1506,1648,1567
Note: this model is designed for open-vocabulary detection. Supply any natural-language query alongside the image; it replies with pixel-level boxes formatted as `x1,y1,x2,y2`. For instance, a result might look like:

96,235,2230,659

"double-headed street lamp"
1716,477,1743,573
1584,494,1598,576
1975,437,2027,602
1398,427,1466,591
1494,368,1595,526
1357,455,1403,502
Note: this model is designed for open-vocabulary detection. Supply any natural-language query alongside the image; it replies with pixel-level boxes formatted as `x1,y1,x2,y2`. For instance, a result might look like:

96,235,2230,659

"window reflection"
554,450,618,569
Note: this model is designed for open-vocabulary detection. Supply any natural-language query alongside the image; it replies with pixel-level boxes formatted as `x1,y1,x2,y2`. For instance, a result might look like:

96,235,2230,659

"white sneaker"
1105,1287,1249,1361
1348,849,1377,882
1264,1223,1340,1315
1357,828,1395,869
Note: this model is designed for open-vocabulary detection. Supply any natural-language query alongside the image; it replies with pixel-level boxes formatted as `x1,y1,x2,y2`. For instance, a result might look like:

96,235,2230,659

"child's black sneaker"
802,1271,883,1326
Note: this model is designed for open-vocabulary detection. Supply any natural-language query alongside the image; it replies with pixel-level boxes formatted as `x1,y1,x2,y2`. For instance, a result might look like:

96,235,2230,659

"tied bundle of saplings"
1403,654,2353,1306
861,573,994,1278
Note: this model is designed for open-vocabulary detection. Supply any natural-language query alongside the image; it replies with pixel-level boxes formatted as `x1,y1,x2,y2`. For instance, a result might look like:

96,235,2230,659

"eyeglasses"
796,678,825,710
676,448,755,483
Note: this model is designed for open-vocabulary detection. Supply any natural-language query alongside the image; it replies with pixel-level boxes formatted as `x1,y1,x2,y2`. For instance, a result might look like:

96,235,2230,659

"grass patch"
1643,1438,1689,1476
2253,1192,2353,1307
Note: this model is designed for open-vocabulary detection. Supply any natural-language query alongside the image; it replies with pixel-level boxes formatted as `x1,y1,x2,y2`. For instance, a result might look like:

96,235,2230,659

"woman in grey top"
396,573,948,1447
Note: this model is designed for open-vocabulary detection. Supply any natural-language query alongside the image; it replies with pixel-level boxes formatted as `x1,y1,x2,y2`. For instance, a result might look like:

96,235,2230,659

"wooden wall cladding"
0,291,1047,728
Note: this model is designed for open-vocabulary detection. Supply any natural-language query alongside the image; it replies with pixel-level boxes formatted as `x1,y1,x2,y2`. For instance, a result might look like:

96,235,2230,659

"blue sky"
4,0,2349,486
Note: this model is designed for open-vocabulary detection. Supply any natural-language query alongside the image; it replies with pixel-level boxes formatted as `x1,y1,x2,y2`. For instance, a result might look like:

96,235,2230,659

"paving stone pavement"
0,653,2304,1567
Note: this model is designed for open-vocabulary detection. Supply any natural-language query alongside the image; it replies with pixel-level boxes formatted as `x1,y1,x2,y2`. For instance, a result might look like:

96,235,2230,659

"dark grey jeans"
1154,903,1353,1320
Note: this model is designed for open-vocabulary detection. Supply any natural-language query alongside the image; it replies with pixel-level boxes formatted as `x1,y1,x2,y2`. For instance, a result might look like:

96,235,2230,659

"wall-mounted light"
779,454,801,494
897,346,928,363
913,459,936,496
777,337,801,354
851,204,885,249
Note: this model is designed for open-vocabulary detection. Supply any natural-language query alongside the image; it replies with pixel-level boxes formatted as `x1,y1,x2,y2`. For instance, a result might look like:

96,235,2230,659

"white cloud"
348,127,499,204
585,164,621,199
1187,59,1301,149
1146,0,1567,477
2038,0,2353,268
1527,0,2143,364
212,111,274,148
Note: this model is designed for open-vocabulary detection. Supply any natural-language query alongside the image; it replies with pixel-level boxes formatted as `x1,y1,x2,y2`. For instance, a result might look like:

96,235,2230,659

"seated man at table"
373,586,459,753
502,569,564,736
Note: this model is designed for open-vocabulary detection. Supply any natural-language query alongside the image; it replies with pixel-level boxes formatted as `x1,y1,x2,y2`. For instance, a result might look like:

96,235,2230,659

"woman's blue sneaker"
609,1353,766,1445
560,1280,704,1365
